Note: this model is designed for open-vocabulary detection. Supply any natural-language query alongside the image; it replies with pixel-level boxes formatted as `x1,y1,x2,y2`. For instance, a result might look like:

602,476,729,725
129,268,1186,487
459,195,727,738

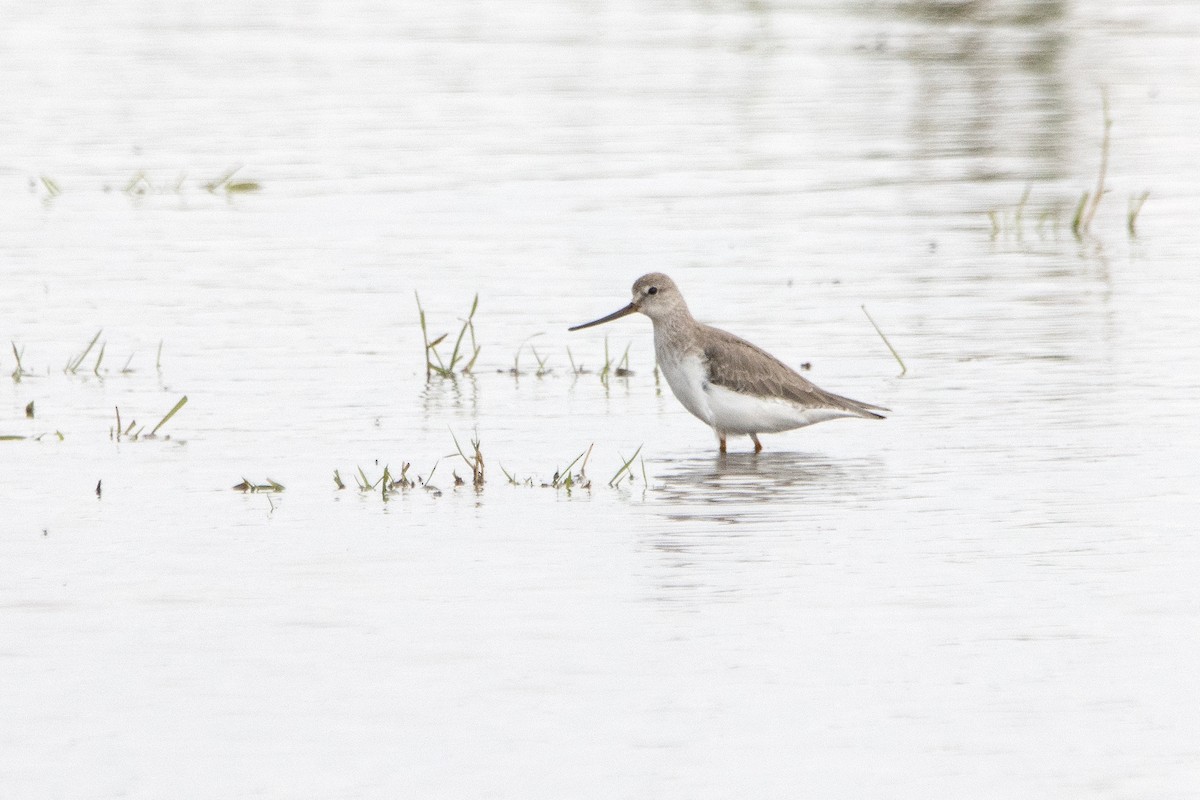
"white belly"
656,347,859,435
704,383,857,434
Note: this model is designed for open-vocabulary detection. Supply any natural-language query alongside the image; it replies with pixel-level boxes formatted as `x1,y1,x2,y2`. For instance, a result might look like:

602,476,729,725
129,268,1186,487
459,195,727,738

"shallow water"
4,1,1200,797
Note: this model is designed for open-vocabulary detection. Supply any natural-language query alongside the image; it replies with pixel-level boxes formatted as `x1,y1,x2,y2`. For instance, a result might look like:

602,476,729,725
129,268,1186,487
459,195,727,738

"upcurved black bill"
568,302,638,331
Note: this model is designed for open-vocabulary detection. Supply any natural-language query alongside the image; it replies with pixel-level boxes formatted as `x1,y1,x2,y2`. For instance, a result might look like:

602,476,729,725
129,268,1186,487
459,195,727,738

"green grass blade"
205,164,242,193
608,445,643,487
67,329,103,373
861,306,906,376
149,395,188,436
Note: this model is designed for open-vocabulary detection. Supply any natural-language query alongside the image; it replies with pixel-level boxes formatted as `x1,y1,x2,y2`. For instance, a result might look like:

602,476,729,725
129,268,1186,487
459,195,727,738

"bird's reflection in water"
642,450,886,605
653,450,880,526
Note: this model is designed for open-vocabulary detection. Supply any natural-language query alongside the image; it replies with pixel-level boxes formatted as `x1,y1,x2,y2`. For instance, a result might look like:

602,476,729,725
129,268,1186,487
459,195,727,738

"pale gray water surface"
3,1,1200,797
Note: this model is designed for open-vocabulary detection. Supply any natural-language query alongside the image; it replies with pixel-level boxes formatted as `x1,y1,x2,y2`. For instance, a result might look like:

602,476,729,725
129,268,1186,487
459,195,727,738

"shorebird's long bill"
568,302,637,331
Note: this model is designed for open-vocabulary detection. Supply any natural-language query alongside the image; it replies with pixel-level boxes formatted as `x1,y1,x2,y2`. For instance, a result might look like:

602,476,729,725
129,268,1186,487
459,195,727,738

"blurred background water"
3,1,1199,797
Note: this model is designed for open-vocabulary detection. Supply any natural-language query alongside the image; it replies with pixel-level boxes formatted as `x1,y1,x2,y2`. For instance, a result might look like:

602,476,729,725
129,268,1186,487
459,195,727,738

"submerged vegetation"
450,430,485,489
336,436,650,502
32,166,262,200
1126,191,1150,237
599,338,634,387
111,396,188,441
65,330,103,375
501,443,594,490
11,334,162,381
417,292,481,379
40,176,61,198
233,478,285,493
6,335,173,441
987,90,1148,241
507,335,551,377
337,461,444,500
0,431,63,442
10,343,29,382
608,445,641,488
6,325,659,501
202,165,261,195
557,338,636,384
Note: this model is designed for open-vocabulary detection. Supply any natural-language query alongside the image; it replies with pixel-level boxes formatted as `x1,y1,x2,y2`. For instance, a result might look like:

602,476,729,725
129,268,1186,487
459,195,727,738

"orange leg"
719,434,727,453
750,433,763,453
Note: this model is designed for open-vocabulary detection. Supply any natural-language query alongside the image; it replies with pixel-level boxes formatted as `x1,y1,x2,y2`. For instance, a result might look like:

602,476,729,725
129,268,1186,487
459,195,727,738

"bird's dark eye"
647,286,658,295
